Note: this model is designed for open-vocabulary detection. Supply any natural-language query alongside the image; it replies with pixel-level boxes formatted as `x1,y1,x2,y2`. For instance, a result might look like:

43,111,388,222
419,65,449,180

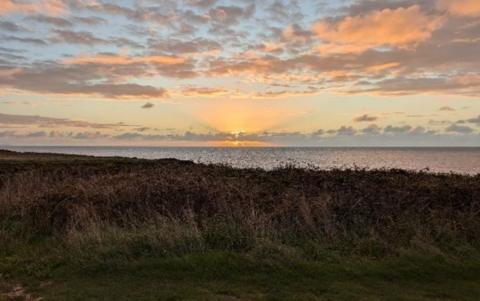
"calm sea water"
2,146,480,175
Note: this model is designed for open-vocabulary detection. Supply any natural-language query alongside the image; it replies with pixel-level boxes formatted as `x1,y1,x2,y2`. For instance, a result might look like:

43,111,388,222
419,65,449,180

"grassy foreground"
0,149,480,300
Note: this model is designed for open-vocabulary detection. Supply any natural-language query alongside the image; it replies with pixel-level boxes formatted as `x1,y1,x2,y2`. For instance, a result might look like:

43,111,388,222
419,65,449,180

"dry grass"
0,149,479,262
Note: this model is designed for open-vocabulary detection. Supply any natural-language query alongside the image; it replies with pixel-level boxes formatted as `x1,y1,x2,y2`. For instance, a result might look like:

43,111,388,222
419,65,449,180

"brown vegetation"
0,149,479,261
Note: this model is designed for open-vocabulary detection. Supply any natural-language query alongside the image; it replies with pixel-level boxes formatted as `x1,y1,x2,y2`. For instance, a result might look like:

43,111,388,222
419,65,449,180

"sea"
2,146,480,175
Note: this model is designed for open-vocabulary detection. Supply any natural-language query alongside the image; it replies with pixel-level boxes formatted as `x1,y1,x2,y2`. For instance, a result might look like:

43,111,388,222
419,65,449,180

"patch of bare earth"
1,284,42,301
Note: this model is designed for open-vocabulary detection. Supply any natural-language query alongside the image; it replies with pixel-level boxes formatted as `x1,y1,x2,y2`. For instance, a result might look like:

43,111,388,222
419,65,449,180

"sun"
230,129,245,136
210,140,270,147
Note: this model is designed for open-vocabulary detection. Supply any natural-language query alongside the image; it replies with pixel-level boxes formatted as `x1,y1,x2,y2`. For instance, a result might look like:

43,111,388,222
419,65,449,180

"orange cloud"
366,62,401,73
63,54,187,65
207,56,283,76
60,53,196,79
253,87,319,99
40,0,66,15
437,0,480,17
313,5,443,54
455,73,480,85
0,0,67,16
180,86,229,97
257,42,284,53
0,0,36,15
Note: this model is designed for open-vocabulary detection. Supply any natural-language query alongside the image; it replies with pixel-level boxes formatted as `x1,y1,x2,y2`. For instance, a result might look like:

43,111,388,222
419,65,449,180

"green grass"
2,251,480,300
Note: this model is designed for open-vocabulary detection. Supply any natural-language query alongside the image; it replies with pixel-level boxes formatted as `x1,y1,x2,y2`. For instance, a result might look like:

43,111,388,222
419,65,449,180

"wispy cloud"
0,113,133,129
354,114,378,122
437,0,480,17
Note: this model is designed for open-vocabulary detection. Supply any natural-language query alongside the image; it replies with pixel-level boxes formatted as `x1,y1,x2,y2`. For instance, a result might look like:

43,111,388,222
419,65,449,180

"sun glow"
192,100,300,134
214,140,270,147
231,129,245,136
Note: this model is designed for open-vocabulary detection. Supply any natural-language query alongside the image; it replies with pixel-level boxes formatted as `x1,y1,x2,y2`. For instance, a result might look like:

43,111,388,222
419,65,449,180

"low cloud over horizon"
1,112,479,147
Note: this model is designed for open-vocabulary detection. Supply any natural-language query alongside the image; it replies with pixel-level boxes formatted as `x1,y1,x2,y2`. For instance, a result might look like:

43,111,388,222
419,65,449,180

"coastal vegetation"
1,149,479,300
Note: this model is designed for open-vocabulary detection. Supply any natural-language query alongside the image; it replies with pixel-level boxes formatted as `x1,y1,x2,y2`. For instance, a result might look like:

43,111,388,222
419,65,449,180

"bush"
0,152,479,263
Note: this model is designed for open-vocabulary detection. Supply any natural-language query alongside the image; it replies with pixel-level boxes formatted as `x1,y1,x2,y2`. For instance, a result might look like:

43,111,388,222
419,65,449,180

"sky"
0,0,479,147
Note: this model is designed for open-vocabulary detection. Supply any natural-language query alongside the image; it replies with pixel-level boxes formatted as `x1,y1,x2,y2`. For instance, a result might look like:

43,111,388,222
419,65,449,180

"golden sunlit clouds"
313,5,444,54
0,0,66,16
366,63,401,74
179,86,229,97
437,0,480,17
63,54,188,65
